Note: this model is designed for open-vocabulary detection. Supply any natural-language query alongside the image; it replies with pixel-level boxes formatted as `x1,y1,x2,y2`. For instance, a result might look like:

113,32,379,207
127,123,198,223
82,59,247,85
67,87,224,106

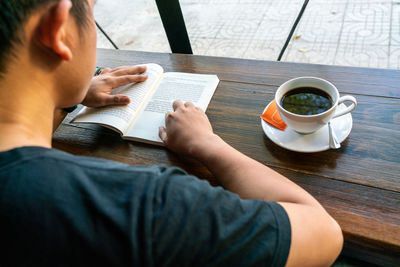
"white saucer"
261,103,353,153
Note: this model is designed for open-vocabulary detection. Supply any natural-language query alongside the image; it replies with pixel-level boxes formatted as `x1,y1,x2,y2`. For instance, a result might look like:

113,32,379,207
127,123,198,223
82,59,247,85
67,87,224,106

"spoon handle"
328,121,341,149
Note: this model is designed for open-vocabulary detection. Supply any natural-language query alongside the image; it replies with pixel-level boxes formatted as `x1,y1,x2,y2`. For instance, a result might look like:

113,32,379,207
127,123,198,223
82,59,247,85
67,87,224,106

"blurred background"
95,0,400,69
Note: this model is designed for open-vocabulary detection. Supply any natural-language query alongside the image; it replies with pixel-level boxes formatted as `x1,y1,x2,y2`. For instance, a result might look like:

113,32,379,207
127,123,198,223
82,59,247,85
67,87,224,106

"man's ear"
39,0,73,61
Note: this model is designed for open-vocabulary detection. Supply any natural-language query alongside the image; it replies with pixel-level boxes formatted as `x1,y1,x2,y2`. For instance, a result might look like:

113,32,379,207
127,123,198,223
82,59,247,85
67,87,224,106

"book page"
124,72,219,144
72,64,163,134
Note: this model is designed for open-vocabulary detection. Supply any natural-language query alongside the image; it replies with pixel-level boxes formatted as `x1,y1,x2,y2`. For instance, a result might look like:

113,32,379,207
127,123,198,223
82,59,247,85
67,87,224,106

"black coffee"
280,87,333,115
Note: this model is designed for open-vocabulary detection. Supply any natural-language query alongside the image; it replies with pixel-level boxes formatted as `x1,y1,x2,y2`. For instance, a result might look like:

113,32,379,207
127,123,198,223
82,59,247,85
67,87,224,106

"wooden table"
53,48,400,266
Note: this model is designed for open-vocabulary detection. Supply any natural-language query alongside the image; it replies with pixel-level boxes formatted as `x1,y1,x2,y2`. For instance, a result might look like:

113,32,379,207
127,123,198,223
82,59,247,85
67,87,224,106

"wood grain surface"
53,48,400,266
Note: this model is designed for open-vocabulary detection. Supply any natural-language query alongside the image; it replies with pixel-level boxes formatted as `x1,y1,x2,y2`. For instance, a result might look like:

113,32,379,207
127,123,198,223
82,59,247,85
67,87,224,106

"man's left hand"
82,65,148,107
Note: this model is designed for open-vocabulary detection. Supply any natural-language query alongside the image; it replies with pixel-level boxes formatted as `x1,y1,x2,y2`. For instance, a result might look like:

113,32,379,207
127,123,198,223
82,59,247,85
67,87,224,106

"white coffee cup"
275,77,357,134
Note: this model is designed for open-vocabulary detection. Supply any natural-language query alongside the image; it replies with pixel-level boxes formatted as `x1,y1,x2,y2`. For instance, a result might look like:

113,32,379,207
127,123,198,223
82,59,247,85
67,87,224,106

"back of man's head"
0,0,89,74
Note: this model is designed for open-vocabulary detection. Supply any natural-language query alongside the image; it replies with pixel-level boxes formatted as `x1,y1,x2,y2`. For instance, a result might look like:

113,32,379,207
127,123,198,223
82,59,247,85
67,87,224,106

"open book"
72,64,219,145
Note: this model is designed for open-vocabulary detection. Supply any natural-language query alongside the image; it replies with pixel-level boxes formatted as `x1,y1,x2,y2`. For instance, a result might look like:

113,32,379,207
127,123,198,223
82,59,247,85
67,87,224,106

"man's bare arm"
159,100,343,267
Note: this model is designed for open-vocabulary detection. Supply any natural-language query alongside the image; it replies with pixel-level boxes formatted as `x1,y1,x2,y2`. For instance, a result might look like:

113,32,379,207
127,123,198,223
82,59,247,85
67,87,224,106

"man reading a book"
0,0,343,266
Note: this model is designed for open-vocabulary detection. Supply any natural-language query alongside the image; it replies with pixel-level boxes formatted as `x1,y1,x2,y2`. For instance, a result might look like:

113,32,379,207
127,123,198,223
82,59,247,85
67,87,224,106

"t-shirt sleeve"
150,167,291,267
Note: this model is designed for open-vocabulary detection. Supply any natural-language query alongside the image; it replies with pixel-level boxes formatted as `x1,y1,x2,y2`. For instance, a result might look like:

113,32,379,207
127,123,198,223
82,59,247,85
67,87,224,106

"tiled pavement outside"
95,0,400,69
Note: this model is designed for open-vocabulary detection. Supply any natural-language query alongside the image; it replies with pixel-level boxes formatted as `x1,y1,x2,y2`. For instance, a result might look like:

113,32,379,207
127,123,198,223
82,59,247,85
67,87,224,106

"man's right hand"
158,100,222,159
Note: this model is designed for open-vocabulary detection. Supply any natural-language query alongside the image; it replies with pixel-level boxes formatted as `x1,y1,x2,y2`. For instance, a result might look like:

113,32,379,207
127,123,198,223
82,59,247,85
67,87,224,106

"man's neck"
0,68,56,152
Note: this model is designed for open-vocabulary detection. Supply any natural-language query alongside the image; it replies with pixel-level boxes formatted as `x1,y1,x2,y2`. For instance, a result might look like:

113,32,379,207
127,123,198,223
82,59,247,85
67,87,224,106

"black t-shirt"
0,147,291,266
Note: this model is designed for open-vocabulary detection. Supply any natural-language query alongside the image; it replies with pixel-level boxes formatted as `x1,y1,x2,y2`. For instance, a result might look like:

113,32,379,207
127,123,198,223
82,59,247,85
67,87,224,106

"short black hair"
0,0,89,74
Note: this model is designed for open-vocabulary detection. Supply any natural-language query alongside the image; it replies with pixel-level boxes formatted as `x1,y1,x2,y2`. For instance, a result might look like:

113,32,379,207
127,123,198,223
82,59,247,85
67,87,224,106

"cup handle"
332,95,357,119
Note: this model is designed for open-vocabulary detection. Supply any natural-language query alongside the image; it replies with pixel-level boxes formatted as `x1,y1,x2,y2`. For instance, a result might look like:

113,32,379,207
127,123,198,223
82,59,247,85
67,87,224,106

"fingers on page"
158,126,168,143
165,111,174,121
113,95,130,104
184,102,195,108
99,95,129,106
132,65,147,74
112,65,147,76
112,75,147,87
109,65,130,73
173,100,184,111
100,68,111,74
